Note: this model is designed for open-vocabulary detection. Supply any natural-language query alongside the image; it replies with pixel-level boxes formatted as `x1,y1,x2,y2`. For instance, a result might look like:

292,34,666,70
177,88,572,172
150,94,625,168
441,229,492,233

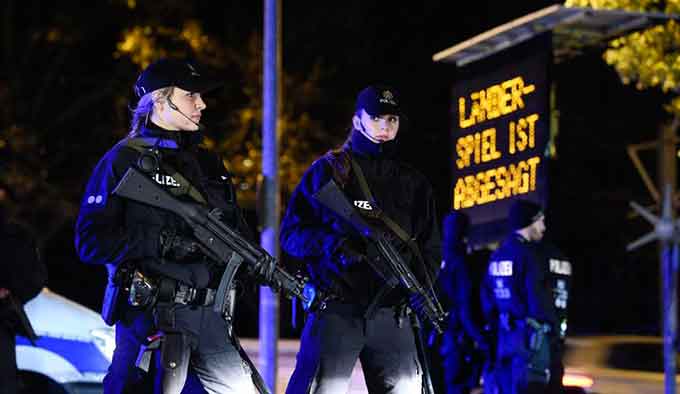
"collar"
512,232,530,243
139,122,204,149
348,129,397,158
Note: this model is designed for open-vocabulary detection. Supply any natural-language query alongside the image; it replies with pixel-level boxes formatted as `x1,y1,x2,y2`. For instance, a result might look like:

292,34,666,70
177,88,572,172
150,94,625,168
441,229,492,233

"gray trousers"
104,305,257,394
286,303,422,394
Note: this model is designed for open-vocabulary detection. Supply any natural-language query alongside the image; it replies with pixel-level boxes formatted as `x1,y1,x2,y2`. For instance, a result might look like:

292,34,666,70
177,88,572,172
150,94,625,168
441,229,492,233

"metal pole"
658,122,676,329
663,242,678,394
628,185,679,394
658,120,678,394
260,0,280,391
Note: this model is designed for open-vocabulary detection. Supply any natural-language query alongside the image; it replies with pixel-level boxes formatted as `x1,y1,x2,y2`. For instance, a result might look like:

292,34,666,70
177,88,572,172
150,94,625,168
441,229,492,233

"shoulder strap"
349,157,411,244
123,138,207,205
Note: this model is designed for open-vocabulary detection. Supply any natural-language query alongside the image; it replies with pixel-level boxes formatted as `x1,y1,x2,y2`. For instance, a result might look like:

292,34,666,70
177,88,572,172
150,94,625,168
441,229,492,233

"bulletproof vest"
124,137,240,229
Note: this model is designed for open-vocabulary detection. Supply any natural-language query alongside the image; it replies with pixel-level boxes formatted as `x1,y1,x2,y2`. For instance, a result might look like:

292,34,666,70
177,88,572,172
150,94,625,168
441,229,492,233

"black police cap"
134,59,220,98
355,85,403,116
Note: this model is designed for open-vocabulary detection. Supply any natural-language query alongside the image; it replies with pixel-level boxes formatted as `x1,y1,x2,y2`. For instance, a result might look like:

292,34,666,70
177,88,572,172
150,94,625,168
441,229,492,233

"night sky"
6,1,673,337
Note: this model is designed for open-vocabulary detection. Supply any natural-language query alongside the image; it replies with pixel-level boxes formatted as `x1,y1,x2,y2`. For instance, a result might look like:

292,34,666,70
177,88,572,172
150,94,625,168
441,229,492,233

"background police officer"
534,239,572,394
280,85,441,394
0,208,46,394
481,200,555,394
437,211,489,394
75,59,272,394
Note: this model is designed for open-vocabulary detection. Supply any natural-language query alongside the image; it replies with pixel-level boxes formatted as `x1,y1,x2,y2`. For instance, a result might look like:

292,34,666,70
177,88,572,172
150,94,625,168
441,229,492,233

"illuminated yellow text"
458,76,536,129
453,156,541,209
508,113,539,154
455,128,502,169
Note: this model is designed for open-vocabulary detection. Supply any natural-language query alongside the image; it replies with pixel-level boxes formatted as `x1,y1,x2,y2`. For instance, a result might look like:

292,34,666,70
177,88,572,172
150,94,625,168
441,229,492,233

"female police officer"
75,59,264,394
280,86,442,394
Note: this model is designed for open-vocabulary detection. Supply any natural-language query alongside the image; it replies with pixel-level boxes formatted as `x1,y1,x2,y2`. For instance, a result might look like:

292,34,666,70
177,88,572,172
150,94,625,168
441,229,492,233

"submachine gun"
112,167,312,315
313,179,447,334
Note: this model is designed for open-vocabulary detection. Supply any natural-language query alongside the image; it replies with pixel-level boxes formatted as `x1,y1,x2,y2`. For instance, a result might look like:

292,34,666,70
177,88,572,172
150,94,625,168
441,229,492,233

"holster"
134,331,187,375
101,264,133,326
135,333,163,372
525,318,551,383
160,331,186,372
135,303,186,376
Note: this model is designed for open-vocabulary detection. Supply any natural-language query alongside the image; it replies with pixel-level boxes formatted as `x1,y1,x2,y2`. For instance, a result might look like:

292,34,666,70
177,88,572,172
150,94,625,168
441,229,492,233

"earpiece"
165,98,204,131
166,98,179,111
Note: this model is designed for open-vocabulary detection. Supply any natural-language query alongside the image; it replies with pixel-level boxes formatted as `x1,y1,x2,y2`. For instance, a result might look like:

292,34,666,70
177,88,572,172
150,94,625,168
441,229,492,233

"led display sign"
450,34,551,242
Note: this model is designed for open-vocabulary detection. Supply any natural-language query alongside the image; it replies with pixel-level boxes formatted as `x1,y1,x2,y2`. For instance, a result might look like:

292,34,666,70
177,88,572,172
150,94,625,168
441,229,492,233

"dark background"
3,1,671,337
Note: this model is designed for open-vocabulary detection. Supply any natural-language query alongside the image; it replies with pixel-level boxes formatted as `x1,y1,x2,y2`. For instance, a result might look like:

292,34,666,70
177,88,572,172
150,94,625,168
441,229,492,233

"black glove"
159,229,200,261
332,239,366,269
251,254,277,285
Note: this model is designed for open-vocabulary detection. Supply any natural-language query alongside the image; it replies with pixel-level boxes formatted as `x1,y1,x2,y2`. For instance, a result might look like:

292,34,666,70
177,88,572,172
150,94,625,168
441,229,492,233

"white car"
15,288,114,394
563,335,680,393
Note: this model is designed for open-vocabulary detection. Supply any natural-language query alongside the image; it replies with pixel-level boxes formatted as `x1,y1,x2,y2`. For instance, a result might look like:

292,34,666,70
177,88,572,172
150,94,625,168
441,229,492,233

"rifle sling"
123,138,207,205
348,157,426,262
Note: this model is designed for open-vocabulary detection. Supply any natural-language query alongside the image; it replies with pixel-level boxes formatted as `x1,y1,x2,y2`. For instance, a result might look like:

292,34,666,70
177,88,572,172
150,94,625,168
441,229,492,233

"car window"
606,343,680,373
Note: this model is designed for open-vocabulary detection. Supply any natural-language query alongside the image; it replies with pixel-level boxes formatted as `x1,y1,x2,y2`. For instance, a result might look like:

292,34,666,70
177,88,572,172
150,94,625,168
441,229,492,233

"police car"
15,288,113,394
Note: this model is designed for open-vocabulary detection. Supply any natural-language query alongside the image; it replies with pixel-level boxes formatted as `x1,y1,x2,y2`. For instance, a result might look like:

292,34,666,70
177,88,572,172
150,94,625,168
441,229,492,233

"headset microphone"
166,98,205,131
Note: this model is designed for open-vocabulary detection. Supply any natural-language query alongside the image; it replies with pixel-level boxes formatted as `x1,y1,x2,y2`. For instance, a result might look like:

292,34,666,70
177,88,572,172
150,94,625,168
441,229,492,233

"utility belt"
130,271,220,377
101,266,218,325
128,270,217,308
320,300,410,328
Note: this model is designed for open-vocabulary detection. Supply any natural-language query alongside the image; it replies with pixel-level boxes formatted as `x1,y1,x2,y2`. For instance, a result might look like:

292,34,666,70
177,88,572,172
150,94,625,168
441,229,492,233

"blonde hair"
127,86,175,137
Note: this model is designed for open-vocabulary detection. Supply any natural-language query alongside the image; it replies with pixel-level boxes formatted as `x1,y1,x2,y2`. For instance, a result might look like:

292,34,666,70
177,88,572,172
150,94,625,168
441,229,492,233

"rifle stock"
112,167,309,305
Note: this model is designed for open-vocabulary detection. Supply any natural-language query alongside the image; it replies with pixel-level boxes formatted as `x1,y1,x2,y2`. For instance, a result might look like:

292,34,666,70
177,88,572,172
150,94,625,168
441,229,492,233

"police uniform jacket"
534,240,571,337
280,130,441,308
75,123,248,297
481,234,554,327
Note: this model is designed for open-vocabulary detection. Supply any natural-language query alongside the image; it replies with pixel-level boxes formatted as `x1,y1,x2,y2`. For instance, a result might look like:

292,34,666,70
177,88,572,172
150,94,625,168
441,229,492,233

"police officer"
437,211,489,394
534,239,572,394
280,85,441,394
0,210,46,394
75,59,273,394
481,200,555,394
